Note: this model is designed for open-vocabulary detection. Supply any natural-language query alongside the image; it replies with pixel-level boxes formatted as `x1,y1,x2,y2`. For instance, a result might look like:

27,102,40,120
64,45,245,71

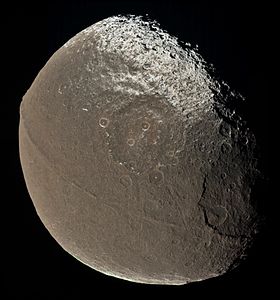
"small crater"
99,117,109,128
128,161,136,171
171,239,179,245
166,150,174,157
142,62,151,69
219,122,231,137
240,135,249,146
211,160,217,167
198,143,206,152
229,182,236,189
205,206,228,227
221,172,227,180
226,182,236,192
149,170,164,185
166,151,179,166
221,142,232,154
170,157,179,166
141,121,150,131
127,138,135,146
120,175,132,188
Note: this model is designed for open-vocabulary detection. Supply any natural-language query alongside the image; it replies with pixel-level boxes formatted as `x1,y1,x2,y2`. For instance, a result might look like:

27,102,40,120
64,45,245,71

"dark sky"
3,0,275,299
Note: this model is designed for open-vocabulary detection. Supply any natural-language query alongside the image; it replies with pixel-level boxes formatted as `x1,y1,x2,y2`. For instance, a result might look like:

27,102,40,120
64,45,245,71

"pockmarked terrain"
19,16,262,285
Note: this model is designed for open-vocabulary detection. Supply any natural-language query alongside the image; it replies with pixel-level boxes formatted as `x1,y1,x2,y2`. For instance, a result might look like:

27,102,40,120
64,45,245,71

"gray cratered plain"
19,15,262,285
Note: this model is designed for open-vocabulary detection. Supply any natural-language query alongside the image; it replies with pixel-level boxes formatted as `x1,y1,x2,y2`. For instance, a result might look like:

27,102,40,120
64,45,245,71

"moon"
19,15,261,285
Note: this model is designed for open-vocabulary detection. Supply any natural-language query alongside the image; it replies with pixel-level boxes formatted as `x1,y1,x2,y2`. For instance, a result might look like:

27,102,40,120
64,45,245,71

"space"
3,0,275,298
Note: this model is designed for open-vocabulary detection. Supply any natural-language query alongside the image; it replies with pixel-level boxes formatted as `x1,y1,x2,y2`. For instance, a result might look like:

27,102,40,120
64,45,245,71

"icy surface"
64,15,218,123
19,15,262,286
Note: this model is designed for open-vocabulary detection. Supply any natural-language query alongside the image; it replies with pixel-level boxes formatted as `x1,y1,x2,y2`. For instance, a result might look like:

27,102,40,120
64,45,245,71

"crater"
219,122,231,138
149,169,164,185
142,121,150,131
127,138,135,146
205,206,228,227
99,117,109,128
120,175,132,188
105,97,186,174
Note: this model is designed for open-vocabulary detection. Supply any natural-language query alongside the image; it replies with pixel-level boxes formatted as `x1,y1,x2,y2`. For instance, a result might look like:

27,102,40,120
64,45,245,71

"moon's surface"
19,16,261,285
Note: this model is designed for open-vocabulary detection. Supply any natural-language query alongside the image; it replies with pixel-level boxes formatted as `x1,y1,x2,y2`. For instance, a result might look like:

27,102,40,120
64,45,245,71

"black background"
4,0,275,299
